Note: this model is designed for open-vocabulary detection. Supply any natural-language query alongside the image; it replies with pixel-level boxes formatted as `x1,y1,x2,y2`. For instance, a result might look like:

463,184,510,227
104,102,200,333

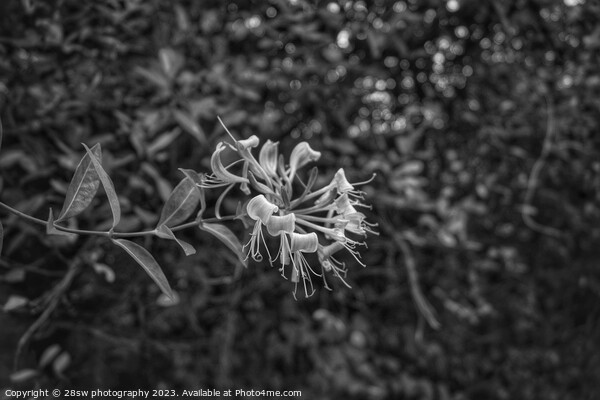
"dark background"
1,0,600,399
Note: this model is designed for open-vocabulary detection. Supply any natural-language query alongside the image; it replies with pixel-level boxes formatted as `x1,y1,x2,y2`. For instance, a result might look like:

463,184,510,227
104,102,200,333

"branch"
379,218,440,330
13,241,90,370
521,94,562,238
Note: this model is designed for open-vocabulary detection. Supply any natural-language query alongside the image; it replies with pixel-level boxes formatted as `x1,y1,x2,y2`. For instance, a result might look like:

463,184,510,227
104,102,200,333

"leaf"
2,268,25,283
0,220,3,257
179,168,206,216
39,344,62,369
147,127,181,158
46,209,78,239
9,369,39,383
3,295,28,312
112,239,174,299
159,47,185,80
56,143,101,222
82,144,121,229
198,222,247,267
173,109,207,144
157,177,201,227
178,168,203,186
155,225,196,256
0,115,3,154
134,66,170,90
141,162,173,202
52,352,71,377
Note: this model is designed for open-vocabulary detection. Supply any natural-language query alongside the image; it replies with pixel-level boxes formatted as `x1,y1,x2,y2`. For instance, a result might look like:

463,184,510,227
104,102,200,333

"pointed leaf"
111,239,173,299
134,66,170,90
56,143,101,222
52,352,71,377
147,128,181,157
3,268,25,283
173,109,206,143
9,369,39,383
83,144,121,228
178,168,203,186
46,209,78,238
39,345,62,369
3,295,28,312
157,177,201,227
179,169,206,216
155,225,196,256
159,47,185,80
198,222,247,267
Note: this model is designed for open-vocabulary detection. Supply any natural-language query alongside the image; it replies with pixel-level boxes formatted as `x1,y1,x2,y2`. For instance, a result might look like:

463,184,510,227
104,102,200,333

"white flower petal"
259,140,279,178
289,142,321,179
247,195,278,223
332,168,354,193
211,142,249,184
237,135,259,150
266,213,296,236
290,232,319,253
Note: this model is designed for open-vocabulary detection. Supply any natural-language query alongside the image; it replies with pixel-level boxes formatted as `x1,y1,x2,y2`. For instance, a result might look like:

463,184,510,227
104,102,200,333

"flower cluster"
201,125,377,297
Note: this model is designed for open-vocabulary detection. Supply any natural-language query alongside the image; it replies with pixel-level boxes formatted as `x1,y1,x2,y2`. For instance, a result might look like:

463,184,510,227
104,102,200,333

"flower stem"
0,199,239,239
0,201,47,226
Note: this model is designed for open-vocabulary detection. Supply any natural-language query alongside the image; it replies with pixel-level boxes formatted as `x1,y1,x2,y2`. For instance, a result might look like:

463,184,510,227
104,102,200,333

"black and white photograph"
0,0,598,399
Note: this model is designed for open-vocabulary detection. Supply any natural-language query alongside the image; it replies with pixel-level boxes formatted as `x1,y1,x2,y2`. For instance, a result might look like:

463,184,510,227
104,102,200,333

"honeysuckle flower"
245,195,279,261
288,142,321,184
266,213,296,236
202,122,376,297
331,168,356,194
247,194,278,222
317,242,352,289
259,140,279,179
205,142,249,187
289,232,319,297
289,142,321,172
235,135,260,151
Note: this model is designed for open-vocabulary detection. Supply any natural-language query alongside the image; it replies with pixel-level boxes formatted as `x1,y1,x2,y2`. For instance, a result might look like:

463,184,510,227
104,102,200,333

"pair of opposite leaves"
50,143,246,300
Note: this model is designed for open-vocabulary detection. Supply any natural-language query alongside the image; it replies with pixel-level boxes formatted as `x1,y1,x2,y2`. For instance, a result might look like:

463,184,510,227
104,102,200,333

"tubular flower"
247,194,279,222
245,195,278,262
236,135,260,151
259,140,279,179
289,232,320,298
203,142,249,188
288,142,321,182
266,213,296,236
202,123,376,297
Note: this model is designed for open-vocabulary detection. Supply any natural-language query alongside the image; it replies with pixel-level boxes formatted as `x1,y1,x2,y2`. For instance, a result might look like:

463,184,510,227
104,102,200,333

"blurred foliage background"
1,0,600,398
